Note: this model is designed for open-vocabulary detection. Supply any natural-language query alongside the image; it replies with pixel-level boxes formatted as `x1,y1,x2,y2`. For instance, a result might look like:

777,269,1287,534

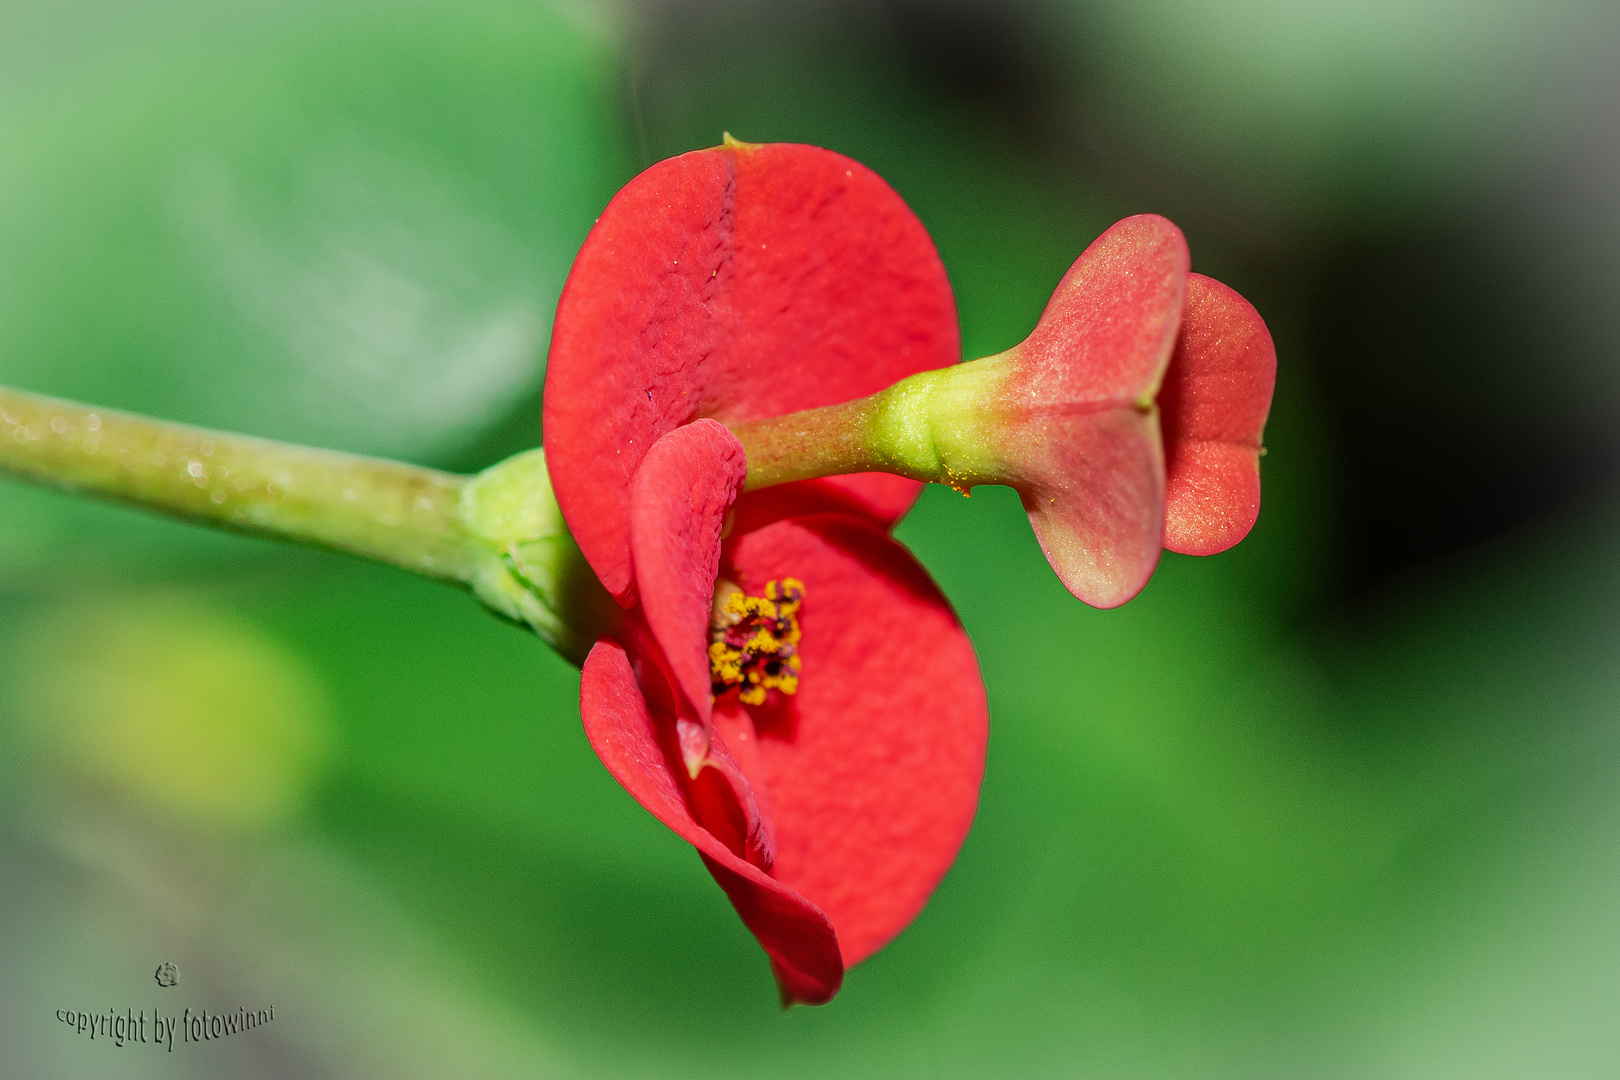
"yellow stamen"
708,577,805,704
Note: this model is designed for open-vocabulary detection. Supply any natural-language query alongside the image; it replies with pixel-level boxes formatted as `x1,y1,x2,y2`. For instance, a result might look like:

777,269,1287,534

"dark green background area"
3,2,1618,1077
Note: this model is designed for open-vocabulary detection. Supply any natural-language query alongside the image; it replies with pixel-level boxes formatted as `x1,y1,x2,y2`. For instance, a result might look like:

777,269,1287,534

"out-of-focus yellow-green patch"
6,596,333,828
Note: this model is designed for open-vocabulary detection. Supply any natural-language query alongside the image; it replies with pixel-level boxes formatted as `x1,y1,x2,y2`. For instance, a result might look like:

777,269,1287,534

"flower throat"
708,578,804,705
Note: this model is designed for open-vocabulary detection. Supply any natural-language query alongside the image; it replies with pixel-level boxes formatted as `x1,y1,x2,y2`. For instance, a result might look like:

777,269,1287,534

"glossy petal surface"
544,142,959,602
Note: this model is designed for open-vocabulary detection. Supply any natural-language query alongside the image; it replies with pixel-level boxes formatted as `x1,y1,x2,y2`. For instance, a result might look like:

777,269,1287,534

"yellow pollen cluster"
708,578,804,706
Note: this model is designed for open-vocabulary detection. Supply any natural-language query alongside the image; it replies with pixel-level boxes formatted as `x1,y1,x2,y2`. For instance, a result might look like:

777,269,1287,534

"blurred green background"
3,0,1619,1076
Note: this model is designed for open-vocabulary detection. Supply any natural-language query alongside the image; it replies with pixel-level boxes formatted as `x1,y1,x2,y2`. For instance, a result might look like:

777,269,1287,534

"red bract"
544,139,1274,1001
544,139,958,607
964,215,1276,606
548,142,987,1004
1159,274,1276,557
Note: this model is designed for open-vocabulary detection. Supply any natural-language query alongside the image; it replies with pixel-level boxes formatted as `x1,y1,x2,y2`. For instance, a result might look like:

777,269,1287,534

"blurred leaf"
6,594,334,828
0,0,631,574
1047,0,1619,213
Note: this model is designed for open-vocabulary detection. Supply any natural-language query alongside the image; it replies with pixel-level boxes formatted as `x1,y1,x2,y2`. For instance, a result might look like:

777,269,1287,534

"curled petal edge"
581,637,844,1006
629,419,747,722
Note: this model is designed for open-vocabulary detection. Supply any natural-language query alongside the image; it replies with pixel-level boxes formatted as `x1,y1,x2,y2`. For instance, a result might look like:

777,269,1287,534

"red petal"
678,714,777,872
724,513,988,968
581,636,843,1004
995,215,1188,607
1015,214,1189,409
628,419,746,720
544,143,959,601
1160,273,1277,555
1009,407,1166,608
627,607,778,874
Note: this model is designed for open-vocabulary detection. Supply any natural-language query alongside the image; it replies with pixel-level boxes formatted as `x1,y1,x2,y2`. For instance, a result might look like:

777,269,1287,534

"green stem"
1,384,474,580
731,355,1011,494
731,396,899,489
0,384,618,665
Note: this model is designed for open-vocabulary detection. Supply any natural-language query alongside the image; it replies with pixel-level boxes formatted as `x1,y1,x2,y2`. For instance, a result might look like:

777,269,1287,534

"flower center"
708,577,804,705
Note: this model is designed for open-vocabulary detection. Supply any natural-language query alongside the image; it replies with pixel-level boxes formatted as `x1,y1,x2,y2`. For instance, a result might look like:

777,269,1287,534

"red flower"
901,214,1277,607
545,140,988,1004
723,212,1276,608
541,139,1274,1003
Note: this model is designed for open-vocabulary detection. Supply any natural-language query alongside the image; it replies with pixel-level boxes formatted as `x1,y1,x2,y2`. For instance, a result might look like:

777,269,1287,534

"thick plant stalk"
0,384,617,664
0,385,473,580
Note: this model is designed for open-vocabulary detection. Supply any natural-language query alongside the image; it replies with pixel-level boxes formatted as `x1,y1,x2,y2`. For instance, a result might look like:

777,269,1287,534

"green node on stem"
458,448,621,664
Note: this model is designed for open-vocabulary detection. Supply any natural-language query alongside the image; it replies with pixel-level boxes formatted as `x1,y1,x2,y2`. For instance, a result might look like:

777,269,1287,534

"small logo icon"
154,962,179,988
